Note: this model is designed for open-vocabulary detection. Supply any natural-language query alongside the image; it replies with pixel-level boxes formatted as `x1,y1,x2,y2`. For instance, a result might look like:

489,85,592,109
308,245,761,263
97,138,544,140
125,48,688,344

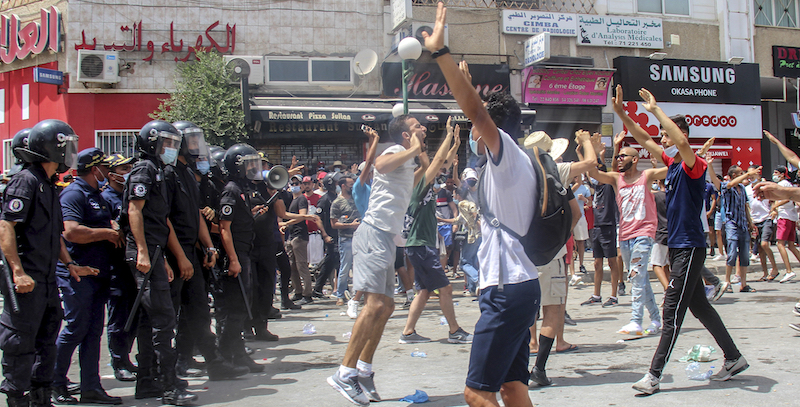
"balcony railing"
409,0,597,14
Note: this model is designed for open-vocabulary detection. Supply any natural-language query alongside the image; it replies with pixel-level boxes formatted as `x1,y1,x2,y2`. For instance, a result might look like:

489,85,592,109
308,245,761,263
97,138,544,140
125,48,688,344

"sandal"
739,285,757,293
757,276,768,282
767,274,779,281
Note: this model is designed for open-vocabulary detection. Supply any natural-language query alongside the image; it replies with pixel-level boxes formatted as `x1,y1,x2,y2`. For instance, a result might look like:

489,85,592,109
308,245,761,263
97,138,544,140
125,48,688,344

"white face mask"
663,145,679,158
773,174,781,183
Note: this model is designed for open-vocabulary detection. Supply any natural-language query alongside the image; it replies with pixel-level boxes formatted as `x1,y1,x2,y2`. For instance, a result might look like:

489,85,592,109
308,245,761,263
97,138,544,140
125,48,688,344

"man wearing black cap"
51,148,123,405
100,154,139,382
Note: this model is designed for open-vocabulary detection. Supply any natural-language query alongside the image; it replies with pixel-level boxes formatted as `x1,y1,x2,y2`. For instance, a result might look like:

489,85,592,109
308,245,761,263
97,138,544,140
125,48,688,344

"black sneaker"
267,307,282,319
564,311,577,326
297,296,314,305
311,290,325,298
161,388,197,406
580,296,601,306
281,300,301,310
529,366,553,386
602,297,619,307
579,265,588,274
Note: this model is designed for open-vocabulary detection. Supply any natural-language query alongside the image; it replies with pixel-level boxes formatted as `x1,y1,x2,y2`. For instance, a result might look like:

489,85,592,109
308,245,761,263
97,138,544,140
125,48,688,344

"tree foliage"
150,49,246,147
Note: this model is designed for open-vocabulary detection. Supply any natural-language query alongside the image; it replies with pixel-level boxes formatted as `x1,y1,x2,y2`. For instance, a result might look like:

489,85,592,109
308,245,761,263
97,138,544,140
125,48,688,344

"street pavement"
2,247,799,406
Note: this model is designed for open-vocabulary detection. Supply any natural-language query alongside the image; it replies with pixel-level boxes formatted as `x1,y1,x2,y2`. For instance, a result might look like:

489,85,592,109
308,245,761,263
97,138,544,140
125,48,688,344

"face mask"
651,183,659,191
160,147,179,166
123,173,131,183
469,129,483,155
291,185,301,194
773,175,781,183
663,145,679,158
334,168,341,173
196,160,210,175
453,199,460,205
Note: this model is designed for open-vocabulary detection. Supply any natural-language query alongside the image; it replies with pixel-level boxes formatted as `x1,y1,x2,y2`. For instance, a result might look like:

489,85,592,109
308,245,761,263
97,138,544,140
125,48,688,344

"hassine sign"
613,56,760,106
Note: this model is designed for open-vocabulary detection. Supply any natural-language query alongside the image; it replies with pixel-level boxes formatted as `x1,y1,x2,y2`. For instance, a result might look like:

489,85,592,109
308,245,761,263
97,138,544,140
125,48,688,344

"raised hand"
459,60,472,84
611,84,625,115
763,130,780,145
639,88,658,112
421,2,447,52
614,131,626,146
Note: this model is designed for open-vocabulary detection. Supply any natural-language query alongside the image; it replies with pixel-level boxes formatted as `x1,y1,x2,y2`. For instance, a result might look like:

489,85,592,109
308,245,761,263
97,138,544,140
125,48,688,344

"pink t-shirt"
616,171,657,241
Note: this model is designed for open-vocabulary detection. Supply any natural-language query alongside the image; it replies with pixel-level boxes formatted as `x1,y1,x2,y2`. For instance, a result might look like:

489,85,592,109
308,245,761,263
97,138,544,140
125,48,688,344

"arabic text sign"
502,10,577,36
577,15,663,49
524,32,550,66
75,21,236,63
0,6,62,64
522,67,613,105
391,0,412,31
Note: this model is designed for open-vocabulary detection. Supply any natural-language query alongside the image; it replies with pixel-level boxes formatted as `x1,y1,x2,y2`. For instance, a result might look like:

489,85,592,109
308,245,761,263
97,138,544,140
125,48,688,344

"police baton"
237,274,254,321
124,245,162,332
0,249,20,314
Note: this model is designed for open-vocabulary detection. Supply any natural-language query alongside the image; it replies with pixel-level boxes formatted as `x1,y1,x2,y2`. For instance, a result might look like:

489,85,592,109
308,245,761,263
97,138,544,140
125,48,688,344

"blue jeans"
724,221,750,267
620,236,660,326
460,237,480,293
335,237,353,298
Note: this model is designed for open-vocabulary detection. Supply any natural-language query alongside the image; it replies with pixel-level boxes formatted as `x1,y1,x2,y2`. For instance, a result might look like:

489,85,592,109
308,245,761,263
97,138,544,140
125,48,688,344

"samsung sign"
613,56,760,105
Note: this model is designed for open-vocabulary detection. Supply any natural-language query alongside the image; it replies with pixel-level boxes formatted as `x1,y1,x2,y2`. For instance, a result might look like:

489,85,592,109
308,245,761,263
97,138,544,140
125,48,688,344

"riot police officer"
312,172,341,297
100,154,138,382
122,120,196,405
167,121,249,381
0,120,98,407
217,144,264,372
51,148,123,405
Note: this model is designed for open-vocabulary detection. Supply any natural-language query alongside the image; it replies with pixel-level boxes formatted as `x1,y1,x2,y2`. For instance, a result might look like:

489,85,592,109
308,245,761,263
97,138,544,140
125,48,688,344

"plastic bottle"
410,351,427,358
685,362,714,380
440,316,448,325
302,323,316,335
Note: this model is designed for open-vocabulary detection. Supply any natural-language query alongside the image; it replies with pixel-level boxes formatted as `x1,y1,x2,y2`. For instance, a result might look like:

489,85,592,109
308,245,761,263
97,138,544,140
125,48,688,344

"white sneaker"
645,321,661,335
569,274,582,286
731,274,741,284
632,372,660,394
780,271,797,284
617,322,644,335
346,299,359,319
712,254,725,261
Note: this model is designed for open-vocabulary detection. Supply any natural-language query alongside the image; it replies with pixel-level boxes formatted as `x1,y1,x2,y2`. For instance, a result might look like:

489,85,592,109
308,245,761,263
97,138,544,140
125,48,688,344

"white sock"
338,365,358,379
610,296,617,301
356,360,372,377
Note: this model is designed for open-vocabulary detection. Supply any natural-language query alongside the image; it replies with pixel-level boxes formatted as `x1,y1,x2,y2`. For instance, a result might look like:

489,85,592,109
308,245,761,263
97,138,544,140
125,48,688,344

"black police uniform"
101,185,138,373
312,189,339,295
122,158,180,395
52,177,115,392
164,161,224,369
249,184,281,330
217,180,255,363
275,190,297,308
0,164,64,401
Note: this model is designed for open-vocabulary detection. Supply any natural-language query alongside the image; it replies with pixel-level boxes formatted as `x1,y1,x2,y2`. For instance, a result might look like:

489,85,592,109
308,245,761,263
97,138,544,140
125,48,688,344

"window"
3,139,12,172
267,58,353,85
755,0,798,27
410,0,597,14
95,130,137,158
638,0,690,15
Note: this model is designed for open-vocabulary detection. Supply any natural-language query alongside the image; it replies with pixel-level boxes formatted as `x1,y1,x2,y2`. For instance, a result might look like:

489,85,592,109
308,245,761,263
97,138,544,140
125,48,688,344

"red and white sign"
618,101,762,139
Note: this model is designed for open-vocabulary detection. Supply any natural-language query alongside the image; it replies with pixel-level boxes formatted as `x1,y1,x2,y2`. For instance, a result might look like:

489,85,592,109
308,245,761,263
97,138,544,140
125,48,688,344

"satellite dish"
353,49,378,76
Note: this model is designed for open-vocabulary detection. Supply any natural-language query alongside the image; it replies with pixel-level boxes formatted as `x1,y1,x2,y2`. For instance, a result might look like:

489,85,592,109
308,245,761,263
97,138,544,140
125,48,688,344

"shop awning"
250,97,536,125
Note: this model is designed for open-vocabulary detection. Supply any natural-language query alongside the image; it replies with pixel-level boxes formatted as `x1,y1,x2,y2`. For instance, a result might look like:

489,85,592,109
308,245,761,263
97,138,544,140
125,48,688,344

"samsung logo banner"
613,56,760,106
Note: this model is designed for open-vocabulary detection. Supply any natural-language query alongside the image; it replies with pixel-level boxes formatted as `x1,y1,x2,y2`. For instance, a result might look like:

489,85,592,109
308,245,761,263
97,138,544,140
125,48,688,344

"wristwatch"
431,46,450,59
66,261,79,267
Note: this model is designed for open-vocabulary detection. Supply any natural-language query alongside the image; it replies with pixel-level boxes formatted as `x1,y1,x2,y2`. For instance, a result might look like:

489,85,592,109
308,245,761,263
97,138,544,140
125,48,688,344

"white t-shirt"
750,195,771,224
777,180,799,221
478,129,538,289
362,144,416,234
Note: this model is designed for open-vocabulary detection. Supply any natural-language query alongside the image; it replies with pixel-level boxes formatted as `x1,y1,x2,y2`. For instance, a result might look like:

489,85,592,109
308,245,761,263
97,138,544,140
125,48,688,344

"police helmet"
172,121,209,163
11,128,31,164
223,143,262,181
21,120,79,174
137,120,182,166
322,172,341,192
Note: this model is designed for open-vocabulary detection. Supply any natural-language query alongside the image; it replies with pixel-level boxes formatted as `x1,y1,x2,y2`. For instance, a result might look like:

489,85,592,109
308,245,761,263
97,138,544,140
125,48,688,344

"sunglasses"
615,154,635,160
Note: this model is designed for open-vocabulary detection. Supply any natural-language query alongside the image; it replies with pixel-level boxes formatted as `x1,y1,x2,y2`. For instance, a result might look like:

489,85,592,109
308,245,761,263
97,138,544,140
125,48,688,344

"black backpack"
479,145,573,267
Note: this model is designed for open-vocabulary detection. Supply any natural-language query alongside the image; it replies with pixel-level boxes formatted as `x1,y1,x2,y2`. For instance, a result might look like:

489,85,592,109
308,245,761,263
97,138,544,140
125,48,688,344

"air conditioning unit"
77,50,120,83
224,55,265,85
412,22,449,51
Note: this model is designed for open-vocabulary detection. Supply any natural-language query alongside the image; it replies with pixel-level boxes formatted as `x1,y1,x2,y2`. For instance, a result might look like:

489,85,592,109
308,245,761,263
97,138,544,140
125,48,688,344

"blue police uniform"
0,164,64,399
52,177,115,392
101,185,138,373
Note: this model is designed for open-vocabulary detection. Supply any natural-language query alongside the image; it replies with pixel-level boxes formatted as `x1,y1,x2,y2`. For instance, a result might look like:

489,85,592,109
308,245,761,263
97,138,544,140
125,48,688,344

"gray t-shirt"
362,144,416,234
330,195,360,239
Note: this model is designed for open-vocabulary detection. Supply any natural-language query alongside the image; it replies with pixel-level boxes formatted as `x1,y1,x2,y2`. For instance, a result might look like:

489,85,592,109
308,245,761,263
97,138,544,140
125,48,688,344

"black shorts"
592,225,617,258
466,279,540,392
405,246,450,292
395,246,406,270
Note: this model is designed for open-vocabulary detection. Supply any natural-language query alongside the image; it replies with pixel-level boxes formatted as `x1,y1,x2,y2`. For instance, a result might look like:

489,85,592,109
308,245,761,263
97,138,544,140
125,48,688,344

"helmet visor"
63,135,79,170
183,128,209,158
242,154,262,181
156,132,182,166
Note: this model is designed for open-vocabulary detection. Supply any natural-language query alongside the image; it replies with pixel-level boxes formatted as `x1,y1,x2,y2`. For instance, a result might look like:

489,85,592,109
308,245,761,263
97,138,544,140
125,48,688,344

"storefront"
613,56,762,173
761,46,800,173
